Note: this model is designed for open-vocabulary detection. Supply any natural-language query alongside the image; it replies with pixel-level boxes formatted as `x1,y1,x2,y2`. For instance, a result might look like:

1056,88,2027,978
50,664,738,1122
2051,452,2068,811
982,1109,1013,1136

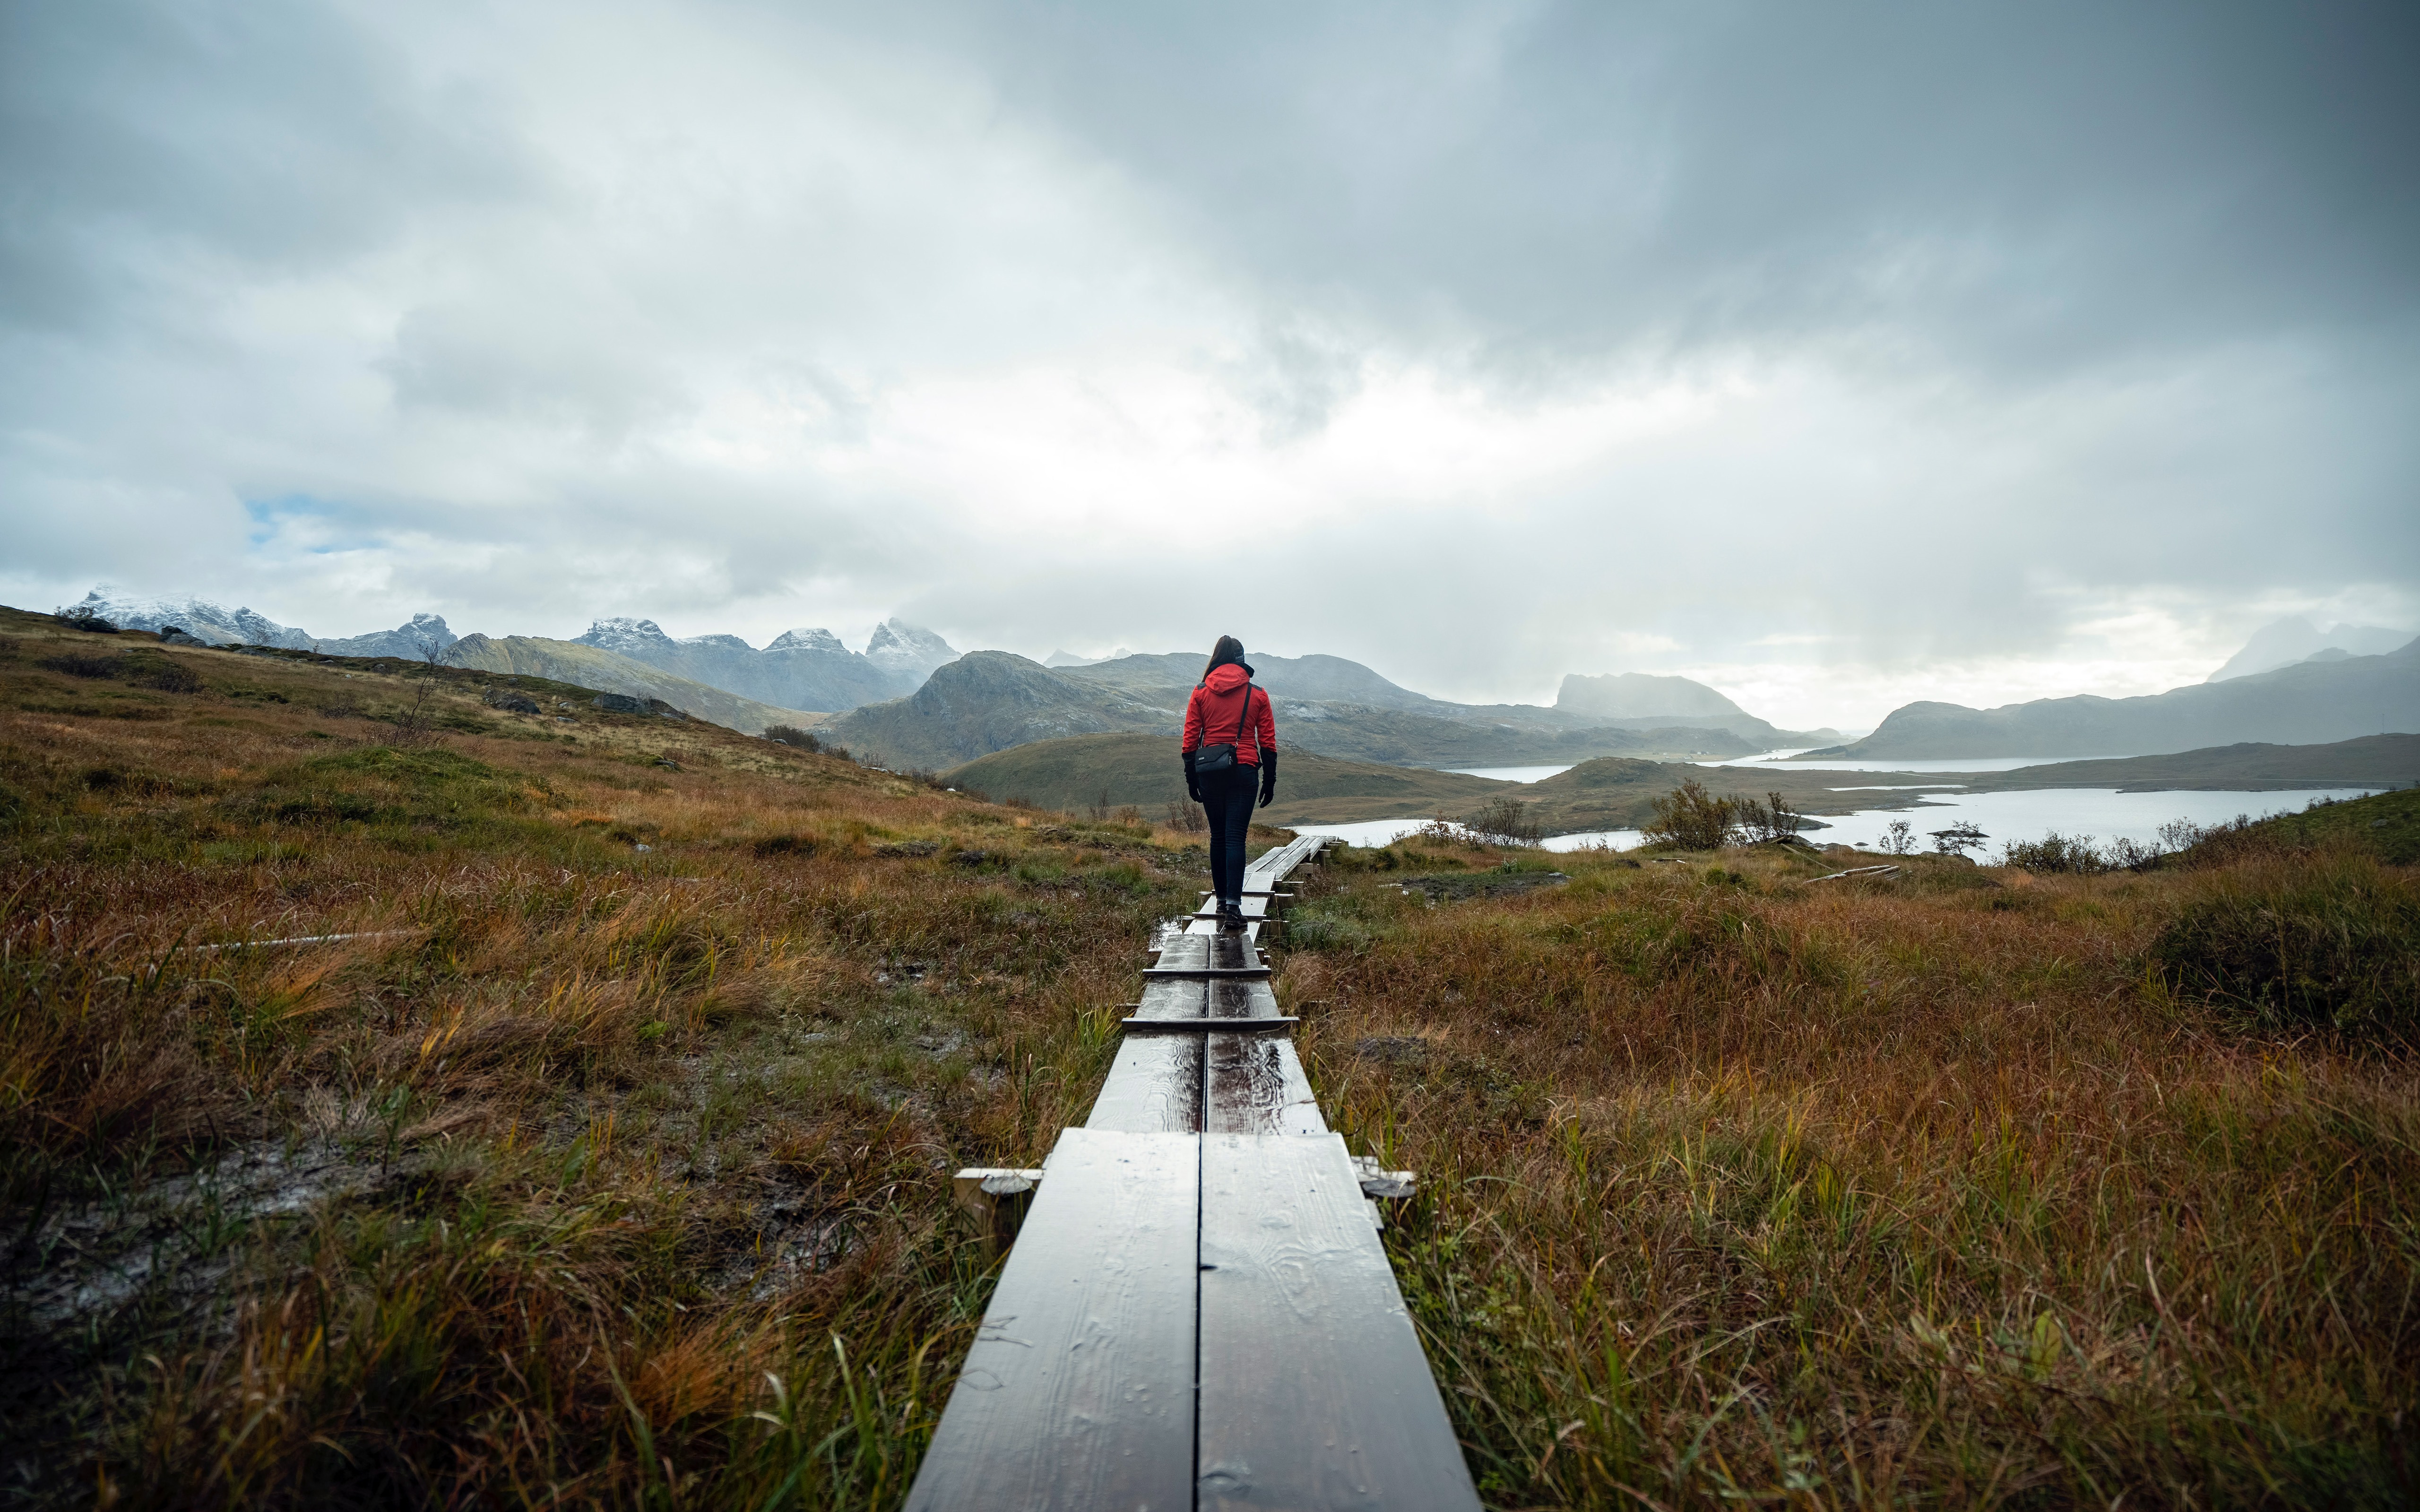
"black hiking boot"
1218,899,1247,931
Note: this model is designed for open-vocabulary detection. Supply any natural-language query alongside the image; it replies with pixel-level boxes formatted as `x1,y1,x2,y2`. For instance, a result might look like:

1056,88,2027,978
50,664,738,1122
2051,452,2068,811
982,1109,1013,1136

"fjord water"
1291,785,2385,856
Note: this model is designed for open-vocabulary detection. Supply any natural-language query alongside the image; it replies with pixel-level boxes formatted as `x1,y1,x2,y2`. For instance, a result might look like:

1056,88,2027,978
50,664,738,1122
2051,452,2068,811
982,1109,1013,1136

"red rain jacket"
1182,662,1275,766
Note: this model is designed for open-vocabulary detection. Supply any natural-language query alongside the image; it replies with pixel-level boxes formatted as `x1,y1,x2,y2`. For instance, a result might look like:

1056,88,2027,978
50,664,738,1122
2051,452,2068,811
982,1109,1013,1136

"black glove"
1183,751,1201,805
1257,750,1277,808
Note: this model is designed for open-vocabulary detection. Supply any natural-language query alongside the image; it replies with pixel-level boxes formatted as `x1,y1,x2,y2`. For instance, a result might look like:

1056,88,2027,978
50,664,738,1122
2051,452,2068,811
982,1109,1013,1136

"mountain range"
76,589,465,659
821,650,1815,771
70,584,2408,770
1813,635,2420,759
73,587,956,716
570,615,955,712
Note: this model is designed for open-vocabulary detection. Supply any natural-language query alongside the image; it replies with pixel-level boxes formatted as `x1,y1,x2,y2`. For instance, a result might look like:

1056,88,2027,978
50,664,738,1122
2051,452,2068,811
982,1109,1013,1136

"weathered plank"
1123,1016,1297,1032
1084,1033,1204,1132
1196,1134,1483,1512
1205,1030,1327,1135
905,1128,1201,1512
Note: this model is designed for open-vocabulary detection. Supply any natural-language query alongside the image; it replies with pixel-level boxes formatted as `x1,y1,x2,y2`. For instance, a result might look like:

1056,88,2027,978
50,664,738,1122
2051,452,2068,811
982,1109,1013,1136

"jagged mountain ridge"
571,615,948,713
1814,637,2420,759
71,588,953,713
77,588,463,659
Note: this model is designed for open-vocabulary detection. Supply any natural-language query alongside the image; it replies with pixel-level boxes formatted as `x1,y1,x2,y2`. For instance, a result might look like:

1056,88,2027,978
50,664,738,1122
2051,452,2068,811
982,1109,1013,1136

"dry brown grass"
1279,842,2418,1507
7,605,2413,1508
0,609,1212,1507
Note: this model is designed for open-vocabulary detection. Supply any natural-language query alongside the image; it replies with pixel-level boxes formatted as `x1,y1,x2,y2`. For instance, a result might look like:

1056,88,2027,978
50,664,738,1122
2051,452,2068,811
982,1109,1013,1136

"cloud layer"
4,0,2415,726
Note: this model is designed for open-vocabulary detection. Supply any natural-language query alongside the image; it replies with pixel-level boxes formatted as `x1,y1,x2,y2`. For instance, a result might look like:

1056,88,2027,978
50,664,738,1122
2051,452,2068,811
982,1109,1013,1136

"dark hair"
1203,635,1245,680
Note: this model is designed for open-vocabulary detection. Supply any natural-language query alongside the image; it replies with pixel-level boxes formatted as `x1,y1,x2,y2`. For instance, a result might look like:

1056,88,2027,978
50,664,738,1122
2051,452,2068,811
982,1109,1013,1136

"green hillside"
2225,786,2420,864
946,732,1506,820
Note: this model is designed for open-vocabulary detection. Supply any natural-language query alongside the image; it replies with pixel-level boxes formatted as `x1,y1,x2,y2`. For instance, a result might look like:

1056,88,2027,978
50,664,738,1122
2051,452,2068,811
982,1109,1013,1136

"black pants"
1199,765,1258,905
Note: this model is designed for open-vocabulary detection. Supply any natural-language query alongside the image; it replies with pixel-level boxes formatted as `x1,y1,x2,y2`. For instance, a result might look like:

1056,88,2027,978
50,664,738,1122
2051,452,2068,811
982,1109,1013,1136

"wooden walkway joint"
914,832,1480,1511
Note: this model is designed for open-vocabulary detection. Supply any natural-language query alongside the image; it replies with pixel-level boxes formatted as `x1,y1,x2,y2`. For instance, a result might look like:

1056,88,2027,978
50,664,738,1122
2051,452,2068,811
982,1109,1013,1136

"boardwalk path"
906,833,1482,1511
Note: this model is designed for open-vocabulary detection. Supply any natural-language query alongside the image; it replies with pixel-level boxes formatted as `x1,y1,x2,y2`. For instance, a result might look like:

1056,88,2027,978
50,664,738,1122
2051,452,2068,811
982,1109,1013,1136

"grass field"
1280,817,2418,1507
5,605,2415,1507
0,608,1241,1506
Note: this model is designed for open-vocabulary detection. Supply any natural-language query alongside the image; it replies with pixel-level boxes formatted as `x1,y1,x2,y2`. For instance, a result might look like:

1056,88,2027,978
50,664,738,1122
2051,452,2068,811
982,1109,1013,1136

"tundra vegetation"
1281,793,2417,1508
3,599,2415,1508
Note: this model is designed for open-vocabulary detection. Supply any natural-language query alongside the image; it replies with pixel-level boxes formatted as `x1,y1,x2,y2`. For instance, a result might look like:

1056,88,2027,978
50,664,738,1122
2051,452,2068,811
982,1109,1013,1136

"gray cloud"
1,0,2414,725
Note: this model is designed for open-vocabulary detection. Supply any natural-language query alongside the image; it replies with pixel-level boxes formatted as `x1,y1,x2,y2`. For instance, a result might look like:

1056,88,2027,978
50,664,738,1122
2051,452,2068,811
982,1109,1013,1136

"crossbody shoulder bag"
1191,676,1257,778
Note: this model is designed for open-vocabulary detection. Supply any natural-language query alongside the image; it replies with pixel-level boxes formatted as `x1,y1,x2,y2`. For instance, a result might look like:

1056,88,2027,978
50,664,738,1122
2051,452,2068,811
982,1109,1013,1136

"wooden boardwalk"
907,833,1481,1511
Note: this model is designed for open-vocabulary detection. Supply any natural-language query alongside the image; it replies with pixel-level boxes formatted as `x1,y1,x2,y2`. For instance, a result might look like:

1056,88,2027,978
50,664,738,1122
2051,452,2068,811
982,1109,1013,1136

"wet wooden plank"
1084,1034,1205,1132
1125,1017,1296,1032
906,1128,1200,1512
1196,1134,1482,1512
1206,1032,1327,1135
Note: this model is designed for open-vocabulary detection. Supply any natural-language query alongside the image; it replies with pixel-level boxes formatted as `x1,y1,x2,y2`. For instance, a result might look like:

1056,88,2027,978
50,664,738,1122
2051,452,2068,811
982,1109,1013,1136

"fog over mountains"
2206,617,2417,681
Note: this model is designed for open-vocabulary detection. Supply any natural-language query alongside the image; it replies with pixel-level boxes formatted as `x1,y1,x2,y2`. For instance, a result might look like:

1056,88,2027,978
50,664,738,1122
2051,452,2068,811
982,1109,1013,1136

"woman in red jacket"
1182,635,1278,928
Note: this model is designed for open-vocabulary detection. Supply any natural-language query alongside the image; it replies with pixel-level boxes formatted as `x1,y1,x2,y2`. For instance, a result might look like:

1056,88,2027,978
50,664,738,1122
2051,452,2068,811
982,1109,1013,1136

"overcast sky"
4,0,2415,727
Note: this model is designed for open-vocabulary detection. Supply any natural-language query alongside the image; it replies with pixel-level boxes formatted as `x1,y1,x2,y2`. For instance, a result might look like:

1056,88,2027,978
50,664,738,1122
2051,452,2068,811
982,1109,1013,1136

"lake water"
1455,751,2141,782
1696,748,2140,773
1288,786,2383,858
1450,765,1576,782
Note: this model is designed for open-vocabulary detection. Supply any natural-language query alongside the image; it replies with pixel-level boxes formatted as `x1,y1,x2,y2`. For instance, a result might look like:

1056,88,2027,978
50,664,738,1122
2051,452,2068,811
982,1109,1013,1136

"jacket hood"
1203,662,1253,691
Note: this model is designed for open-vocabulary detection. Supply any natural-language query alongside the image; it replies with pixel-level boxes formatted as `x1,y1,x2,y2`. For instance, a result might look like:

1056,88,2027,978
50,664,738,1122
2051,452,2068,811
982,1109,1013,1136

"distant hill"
1555,670,1833,745
445,635,818,735
948,733,1510,822
1062,651,1451,713
1957,734,2420,792
826,652,1766,771
823,651,1173,769
2209,616,2415,681
573,615,939,712
1812,641,2420,759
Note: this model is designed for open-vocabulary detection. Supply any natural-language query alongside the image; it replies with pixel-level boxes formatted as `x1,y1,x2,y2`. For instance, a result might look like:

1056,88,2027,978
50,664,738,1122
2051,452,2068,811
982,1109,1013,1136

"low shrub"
41,653,120,679
1641,778,1735,849
1462,796,1542,847
2151,852,2420,1041
2002,830,2113,874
